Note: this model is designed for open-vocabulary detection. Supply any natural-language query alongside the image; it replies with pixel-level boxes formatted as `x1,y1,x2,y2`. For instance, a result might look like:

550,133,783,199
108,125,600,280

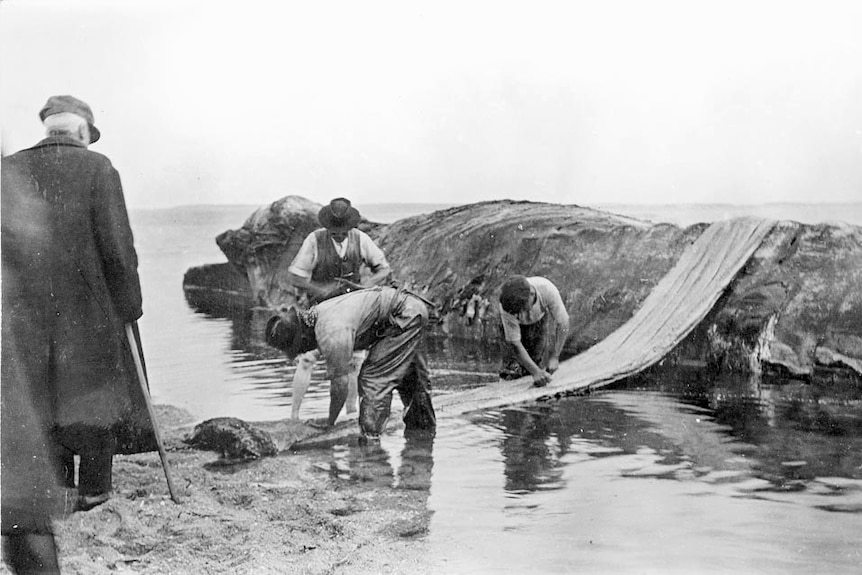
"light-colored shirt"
287,228,388,279
500,276,568,342
314,289,390,377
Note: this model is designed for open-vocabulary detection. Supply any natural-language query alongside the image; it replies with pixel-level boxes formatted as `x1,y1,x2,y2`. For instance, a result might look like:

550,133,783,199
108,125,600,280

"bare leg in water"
291,349,361,423
346,350,366,415
290,350,320,420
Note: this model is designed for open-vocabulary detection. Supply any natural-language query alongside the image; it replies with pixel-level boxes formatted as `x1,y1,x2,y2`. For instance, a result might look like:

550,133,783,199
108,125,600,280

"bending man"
266,287,436,438
286,198,390,422
498,275,570,387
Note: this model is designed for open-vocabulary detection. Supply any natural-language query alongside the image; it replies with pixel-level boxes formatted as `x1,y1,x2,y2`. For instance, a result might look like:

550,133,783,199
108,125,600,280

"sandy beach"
3,405,434,575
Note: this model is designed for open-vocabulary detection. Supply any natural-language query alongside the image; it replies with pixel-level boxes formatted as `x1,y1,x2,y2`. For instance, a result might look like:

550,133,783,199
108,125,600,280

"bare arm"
334,264,391,291
363,264,391,288
509,341,552,386
287,272,342,301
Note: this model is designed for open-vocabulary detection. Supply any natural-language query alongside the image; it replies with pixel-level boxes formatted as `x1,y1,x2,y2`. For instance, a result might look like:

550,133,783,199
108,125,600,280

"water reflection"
623,368,862,485
457,387,862,530
182,291,862,494
397,432,436,491
429,389,862,574
498,407,567,493
424,335,501,391
321,432,435,490
305,432,437,539
472,395,694,496
178,289,862,572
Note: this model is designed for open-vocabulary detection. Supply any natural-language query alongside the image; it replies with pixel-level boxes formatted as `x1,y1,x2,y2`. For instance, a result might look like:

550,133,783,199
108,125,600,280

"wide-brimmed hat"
265,309,316,358
318,198,361,232
39,95,101,144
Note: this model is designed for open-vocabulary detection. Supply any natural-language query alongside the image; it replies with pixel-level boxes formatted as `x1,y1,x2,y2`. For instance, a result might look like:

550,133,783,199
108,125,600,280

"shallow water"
424,386,862,574
131,206,862,574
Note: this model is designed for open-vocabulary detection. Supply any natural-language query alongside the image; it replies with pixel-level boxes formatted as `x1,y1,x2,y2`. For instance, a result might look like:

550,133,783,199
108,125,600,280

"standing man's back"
1,96,156,521
1,145,62,574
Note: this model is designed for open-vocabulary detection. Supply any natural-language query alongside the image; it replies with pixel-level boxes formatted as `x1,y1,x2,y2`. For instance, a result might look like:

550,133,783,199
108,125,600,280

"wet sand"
4,406,433,575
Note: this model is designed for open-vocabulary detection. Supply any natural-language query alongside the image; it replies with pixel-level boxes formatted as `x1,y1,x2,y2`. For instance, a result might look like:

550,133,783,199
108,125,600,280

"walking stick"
125,323,181,504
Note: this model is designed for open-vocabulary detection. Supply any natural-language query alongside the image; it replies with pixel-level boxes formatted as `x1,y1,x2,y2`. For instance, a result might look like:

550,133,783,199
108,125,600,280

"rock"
185,417,279,461
374,200,700,353
184,196,862,384
688,221,862,382
183,262,255,316
212,196,383,306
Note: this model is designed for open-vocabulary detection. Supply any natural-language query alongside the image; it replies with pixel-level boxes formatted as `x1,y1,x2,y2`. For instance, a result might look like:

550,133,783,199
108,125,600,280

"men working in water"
286,197,391,422
1,96,156,515
265,287,436,437
498,275,570,387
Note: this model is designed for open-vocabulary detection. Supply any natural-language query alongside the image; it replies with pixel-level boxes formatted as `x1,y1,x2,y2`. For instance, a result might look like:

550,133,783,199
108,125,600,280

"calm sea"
128,202,862,574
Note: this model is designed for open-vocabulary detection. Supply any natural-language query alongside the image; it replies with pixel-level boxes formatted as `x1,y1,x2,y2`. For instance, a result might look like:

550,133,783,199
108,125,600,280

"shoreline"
20,405,434,575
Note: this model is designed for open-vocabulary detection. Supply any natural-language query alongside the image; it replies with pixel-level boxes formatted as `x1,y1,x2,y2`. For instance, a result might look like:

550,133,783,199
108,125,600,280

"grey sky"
1,0,860,209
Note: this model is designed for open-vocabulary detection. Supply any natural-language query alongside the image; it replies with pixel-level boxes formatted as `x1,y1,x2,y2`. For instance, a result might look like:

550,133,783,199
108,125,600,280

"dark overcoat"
2,158,59,534
1,136,156,456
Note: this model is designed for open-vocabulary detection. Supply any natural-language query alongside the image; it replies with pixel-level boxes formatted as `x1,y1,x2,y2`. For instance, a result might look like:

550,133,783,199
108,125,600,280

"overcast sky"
1,0,860,209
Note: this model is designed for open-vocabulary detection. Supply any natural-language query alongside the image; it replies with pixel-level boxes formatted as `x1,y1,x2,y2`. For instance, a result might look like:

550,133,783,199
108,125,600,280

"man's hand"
532,370,552,387
336,278,364,291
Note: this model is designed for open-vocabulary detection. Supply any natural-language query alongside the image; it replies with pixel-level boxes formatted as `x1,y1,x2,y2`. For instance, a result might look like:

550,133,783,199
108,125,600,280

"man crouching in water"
265,287,436,439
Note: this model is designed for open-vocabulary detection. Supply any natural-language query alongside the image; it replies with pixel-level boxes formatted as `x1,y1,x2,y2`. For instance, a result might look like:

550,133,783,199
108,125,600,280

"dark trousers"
358,294,436,436
3,534,60,575
54,429,115,496
499,315,552,378
360,352,436,436
396,353,437,432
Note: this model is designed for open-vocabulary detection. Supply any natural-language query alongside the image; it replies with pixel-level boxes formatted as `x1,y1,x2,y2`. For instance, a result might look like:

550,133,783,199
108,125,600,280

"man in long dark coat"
2,155,62,573
1,95,156,516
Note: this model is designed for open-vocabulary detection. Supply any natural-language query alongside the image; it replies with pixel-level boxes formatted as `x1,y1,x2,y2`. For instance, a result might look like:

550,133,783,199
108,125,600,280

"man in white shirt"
498,275,570,387
287,198,390,304
285,198,391,422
